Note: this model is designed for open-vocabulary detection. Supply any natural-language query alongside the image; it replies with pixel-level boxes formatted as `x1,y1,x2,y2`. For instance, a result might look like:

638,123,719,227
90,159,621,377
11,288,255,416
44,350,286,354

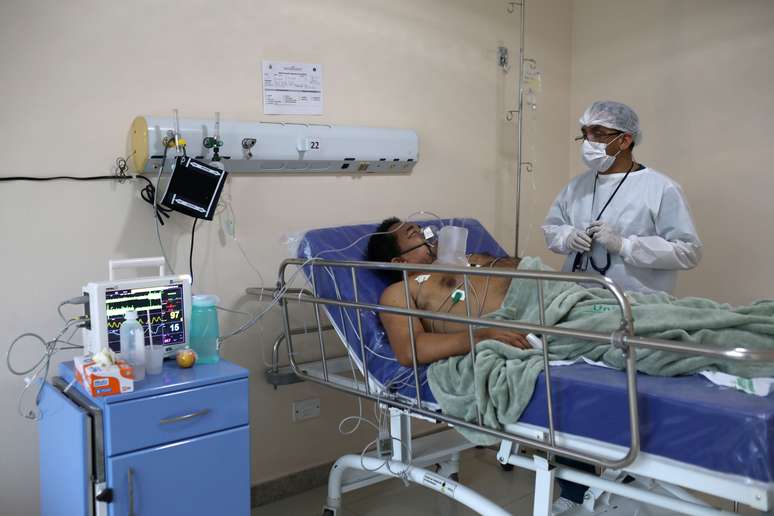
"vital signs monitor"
82,258,192,357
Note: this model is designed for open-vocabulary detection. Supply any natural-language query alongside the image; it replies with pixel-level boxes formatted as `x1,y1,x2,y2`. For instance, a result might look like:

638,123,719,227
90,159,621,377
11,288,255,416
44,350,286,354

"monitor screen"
105,283,186,352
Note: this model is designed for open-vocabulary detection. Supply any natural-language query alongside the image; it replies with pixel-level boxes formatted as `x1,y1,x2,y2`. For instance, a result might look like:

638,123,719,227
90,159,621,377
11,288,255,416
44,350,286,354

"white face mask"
581,134,623,172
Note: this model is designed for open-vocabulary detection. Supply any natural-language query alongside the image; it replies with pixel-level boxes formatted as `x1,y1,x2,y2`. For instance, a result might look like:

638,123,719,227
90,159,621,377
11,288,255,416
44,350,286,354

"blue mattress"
296,219,774,482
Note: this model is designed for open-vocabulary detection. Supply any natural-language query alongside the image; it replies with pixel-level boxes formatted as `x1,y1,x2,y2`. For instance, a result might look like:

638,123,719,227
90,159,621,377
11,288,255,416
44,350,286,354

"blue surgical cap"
579,100,642,144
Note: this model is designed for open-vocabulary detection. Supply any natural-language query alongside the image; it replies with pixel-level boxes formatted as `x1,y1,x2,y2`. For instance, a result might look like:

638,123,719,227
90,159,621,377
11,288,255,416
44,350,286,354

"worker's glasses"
574,127,623,143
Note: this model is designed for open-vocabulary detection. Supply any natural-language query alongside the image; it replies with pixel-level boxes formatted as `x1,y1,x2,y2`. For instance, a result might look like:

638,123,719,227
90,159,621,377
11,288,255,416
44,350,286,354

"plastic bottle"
120,311,146,381
190,295,221,364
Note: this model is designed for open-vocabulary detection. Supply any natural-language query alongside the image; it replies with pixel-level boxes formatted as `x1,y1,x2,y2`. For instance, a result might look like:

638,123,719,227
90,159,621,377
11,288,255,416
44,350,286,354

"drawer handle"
159,408,211,425
128,467,135,516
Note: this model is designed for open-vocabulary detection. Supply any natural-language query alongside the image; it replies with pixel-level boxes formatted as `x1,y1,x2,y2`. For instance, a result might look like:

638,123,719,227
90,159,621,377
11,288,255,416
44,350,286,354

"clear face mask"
581,133,624,172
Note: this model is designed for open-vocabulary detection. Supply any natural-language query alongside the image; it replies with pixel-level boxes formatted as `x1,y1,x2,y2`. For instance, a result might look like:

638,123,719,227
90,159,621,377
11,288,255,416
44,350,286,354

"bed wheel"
500,463,514,472
322,509,336,516
449,472,460,482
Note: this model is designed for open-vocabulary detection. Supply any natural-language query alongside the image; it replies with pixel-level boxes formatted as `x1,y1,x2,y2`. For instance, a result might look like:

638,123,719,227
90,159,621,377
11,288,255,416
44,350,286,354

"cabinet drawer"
105,378,248,455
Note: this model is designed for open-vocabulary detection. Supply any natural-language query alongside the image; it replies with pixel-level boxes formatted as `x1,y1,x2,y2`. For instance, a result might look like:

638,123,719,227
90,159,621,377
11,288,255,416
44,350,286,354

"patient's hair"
367,217,403,283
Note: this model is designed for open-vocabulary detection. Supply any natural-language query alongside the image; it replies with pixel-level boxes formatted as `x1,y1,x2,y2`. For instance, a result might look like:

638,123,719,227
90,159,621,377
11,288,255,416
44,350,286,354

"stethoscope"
572,160,637,275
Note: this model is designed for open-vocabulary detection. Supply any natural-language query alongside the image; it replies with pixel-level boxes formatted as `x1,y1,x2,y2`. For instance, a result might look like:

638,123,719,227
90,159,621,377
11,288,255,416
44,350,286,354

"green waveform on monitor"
106,304,164,317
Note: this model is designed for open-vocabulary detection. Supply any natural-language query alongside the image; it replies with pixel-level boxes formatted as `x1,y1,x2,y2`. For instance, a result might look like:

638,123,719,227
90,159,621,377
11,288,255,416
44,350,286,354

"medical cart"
38,359,250,516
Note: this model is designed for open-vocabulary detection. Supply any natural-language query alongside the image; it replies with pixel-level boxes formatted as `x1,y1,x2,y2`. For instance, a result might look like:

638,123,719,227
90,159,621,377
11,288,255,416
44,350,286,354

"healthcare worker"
542,100,702,295
543,101,703,515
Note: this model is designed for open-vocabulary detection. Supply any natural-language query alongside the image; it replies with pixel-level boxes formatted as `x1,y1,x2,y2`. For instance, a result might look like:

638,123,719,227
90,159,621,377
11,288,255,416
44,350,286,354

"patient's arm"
378,281,529,367
467,254,521,268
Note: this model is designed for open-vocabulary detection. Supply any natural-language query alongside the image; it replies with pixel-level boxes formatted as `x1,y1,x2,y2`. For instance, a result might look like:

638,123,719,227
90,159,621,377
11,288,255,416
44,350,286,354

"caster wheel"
449,472,460,482
500,463,514,472
322,509,336,516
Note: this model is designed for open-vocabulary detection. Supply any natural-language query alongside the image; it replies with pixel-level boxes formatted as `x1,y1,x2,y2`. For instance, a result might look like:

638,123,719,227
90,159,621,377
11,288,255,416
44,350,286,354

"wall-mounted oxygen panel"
131,116,418,174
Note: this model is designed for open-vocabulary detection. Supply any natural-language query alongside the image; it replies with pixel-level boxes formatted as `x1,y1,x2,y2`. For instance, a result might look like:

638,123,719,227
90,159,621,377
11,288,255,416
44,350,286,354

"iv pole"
510,0,527,257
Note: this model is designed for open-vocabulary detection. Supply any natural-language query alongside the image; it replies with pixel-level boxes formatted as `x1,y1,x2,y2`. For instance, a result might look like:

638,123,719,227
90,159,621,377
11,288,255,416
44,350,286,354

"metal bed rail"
276,257,774,471
245,286,339,387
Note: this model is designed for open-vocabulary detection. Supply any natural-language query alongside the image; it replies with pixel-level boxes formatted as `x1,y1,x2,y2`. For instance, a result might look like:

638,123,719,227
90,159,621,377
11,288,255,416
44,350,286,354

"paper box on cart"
74,355,134,397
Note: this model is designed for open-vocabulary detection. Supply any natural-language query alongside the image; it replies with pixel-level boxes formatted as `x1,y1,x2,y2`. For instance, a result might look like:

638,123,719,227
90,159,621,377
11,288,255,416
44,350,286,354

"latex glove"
587,221,623,253
565,229,592,253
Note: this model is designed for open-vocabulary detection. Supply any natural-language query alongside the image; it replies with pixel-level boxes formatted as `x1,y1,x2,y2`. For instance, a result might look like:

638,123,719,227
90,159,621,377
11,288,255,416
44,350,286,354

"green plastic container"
190,295,220,364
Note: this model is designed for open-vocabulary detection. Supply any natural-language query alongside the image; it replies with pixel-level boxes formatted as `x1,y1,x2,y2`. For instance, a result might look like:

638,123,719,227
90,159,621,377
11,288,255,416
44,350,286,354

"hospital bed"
257,219,774,516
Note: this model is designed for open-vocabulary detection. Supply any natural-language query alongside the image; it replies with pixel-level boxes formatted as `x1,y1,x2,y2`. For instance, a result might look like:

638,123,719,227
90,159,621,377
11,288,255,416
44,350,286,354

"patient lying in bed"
367,217,774,380
366,217,531,367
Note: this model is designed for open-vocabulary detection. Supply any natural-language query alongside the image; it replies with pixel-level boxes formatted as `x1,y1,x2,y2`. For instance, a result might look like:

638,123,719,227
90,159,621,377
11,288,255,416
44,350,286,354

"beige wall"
0,0,572,512
569,0,774,303
8,1,771,513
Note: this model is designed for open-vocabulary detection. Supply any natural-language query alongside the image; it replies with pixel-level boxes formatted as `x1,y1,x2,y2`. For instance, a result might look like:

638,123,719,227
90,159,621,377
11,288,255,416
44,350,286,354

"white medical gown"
542,167,702,294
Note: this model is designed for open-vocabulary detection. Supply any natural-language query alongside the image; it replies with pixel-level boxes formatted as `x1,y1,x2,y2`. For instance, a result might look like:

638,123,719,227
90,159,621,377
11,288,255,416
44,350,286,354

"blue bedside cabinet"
38,359,250,516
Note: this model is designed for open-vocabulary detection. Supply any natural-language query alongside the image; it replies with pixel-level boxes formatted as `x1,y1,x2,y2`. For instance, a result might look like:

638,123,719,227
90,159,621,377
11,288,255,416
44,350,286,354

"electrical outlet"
292,398,320,422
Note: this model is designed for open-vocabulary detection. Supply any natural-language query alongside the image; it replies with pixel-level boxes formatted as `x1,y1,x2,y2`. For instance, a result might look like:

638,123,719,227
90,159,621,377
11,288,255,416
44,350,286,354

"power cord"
8,317,87,420
113,153,174,227
190,218,197,287
57,295,89,323
0,153,137,183
153,146,176,274
135,175,172,226
9,295,92,420
0,155,174,228
0,175,121,182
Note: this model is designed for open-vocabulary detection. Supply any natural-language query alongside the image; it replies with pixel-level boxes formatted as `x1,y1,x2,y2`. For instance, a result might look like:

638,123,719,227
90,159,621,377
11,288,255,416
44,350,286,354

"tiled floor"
251,447,759,516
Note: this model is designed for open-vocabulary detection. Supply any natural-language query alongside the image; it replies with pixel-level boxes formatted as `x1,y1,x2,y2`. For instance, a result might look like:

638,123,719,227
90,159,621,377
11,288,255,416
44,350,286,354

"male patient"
366,217,530,367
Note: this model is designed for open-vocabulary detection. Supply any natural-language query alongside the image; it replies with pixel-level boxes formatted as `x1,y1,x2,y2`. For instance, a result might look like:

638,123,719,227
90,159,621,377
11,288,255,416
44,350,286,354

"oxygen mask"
436,225,469,266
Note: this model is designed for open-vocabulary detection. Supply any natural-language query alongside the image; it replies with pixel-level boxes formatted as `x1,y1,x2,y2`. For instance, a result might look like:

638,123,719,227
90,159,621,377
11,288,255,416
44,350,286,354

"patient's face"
391,222,436,265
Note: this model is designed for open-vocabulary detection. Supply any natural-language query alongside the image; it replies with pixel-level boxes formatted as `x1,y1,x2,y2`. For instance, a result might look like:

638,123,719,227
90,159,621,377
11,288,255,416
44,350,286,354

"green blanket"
426,257,774,445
